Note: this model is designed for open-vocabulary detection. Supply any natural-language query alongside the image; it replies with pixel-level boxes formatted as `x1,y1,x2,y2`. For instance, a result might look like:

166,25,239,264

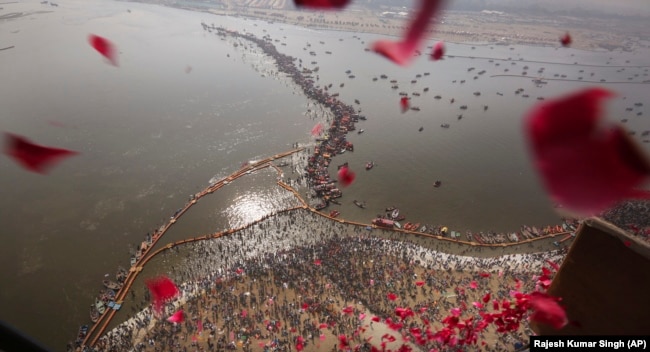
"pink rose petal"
372,0,446,66
430,41,445,61
4,133,78,174
88,34,118,66
525,88,650,216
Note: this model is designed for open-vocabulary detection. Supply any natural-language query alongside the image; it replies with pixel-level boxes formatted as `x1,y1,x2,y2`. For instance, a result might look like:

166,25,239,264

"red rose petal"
545,260,560,272
88,34,118,66
560,32,572,47
311,123,323,136
415,281,425,287
525,88,650,216
387,292,398,301
166,310,184,323
624,240,632,247
482,293,491,303
430,41,445,61
338,334,349,348
313,259,322,266
4,133,78,174
371,316,381,322
529,293,568,329
372,0,445,66
294,0,350,9
400,96,410,113
479,272,491,278
337,166,356,187
469,281,478,289
146,276,180,314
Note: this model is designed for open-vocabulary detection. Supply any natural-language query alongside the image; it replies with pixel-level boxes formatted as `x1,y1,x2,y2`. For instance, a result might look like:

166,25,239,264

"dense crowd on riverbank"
601,200,650,243
89,210,565,352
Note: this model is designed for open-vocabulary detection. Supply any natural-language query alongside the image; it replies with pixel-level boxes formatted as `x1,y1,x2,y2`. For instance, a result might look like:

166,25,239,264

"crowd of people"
92,210,566,352
601,200,650,243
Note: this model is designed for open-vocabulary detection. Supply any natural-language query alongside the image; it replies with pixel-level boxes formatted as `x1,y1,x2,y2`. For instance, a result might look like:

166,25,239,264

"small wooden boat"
391,208,400,219
353,200,366,209
95,299,106,315
116,266,128,283
103,280,122,290
440,124,450,128
329,210,340,218
357,129,364,135
365,161,374,170
394,221,402,229
418,127,423,132
372,218,394,228
90,306,99,323
434,180,442,188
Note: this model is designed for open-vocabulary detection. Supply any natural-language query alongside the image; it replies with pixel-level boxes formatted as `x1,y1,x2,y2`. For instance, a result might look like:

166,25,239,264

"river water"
0,0,648,350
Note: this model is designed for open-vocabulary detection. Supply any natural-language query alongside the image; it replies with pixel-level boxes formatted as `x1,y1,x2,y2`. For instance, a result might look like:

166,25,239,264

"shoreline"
161,3,649,52
95,211,567,351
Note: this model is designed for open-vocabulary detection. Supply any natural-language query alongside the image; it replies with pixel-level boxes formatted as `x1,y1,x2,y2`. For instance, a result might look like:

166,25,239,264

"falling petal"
529,293,568,329
430,41,445,61
167,310,184,323
560,32,572,47
337,166,356,187
359,313,366,320
479,272,491,278
469,281,478,289
146,276,180,314
450,308,461,317
338,334,349,348
525,88,650,216
472,302,483,309
371,316,381,322
88,34,118,66
372,0,446,66
311,123,323,136
482,293,491,303
545,260,560,272
400,97,410,113
387,292,398,301
294,0,350,9
319,323,328,329
4,133,78,174
313,259,322,266
415,281,425,287
624,240,632,247
320,334,326,341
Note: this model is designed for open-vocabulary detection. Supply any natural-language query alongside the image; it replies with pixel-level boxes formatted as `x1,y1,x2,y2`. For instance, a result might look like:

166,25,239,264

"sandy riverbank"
95,209,567,351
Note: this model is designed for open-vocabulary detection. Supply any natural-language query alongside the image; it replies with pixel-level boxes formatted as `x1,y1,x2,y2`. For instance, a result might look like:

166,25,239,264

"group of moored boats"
370,211,580,245
89,267,127,324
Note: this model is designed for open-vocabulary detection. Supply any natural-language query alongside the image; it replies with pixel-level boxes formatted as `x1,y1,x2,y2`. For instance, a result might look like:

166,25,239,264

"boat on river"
94,299,106,315
434,180,442,188
365,161,374,170
90,306,99,323
103,280,122,290
353,200,366,209
390,208,400,219
372,218,394,228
